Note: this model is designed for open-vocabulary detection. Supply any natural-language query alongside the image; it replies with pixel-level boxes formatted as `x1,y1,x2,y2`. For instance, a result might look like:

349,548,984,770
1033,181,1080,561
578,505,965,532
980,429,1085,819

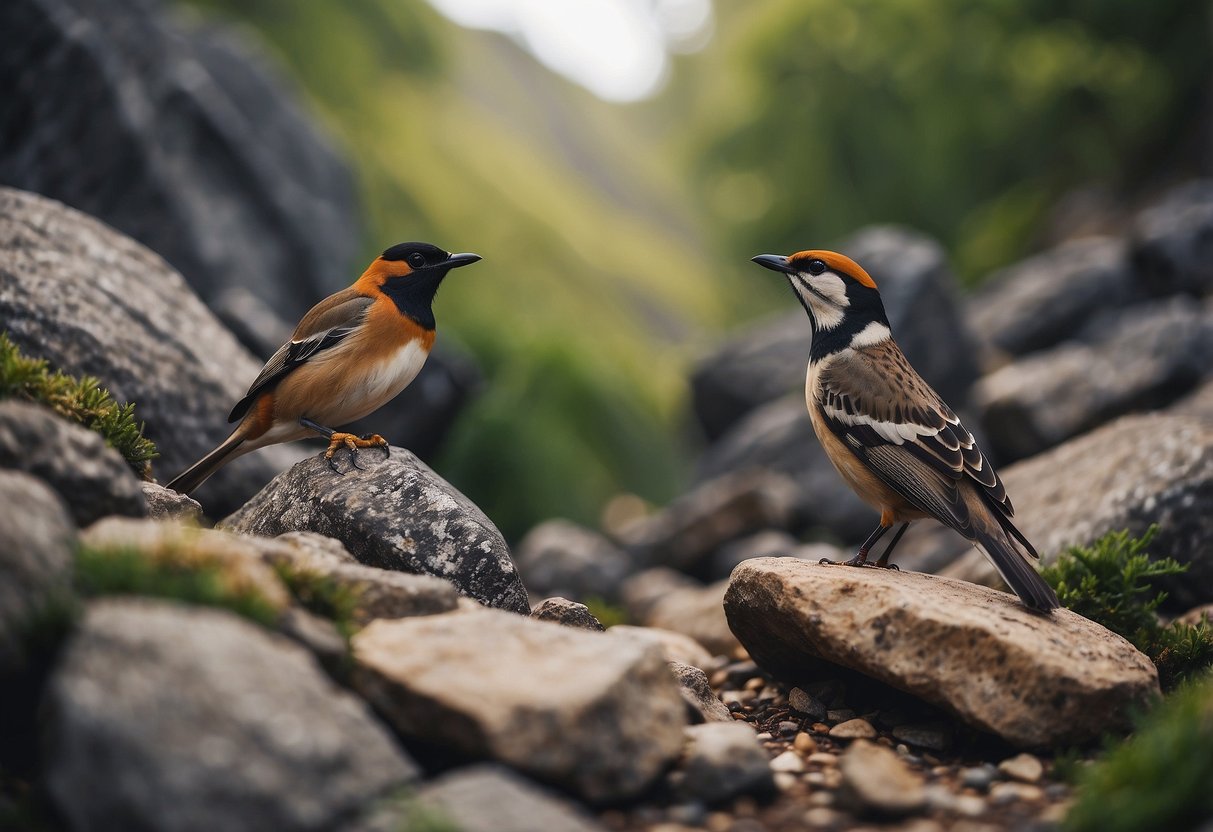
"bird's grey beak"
445,252,482,268
751,254,795,274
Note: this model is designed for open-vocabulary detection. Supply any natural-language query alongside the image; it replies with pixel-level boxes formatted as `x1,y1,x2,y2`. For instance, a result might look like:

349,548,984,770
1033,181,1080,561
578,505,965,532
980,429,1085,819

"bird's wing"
816,341,1035,555
227,292,374,423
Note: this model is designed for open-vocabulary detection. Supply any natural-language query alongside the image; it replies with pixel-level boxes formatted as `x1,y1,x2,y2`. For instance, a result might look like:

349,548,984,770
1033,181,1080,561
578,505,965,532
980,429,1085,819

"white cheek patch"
796,270,849,331
850,321,892,348
807,295,845,330
811,272,849,307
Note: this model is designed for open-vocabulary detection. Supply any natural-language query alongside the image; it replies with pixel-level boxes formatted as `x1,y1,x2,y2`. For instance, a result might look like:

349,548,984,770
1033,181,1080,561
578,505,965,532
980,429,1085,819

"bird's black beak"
751,254,795,274
445,252,482,269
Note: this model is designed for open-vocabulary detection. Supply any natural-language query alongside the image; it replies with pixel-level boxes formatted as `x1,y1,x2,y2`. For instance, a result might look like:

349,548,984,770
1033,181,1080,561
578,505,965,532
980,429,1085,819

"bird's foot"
819,554,872,567
323,432,389,472
871,560,901,571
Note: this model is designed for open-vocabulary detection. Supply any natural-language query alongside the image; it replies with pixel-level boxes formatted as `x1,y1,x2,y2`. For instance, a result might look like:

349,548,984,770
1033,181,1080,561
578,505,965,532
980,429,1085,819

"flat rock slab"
352,608,686,803
224,449,528,613
724,558,1160,747
44,599,416,832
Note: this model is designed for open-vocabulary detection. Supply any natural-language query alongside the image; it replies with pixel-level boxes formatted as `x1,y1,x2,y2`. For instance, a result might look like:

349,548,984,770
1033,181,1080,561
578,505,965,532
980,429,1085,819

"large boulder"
691,226,979,439
724,558,1160,747
966,237,1137,357
973,296,1213,462
44,599,417,832
0,400,146,526
0,471,74,675
1132,179,1213,297
0,186,295,515
352,608,687,803
223,448,530,614
0,0,358,328
693,396,875,542
915,413,1213,608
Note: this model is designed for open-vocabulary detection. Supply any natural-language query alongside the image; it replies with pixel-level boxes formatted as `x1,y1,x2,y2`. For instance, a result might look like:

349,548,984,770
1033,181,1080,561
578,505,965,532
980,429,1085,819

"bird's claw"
359,433,391,458
819,557,838,566
323,432,389,473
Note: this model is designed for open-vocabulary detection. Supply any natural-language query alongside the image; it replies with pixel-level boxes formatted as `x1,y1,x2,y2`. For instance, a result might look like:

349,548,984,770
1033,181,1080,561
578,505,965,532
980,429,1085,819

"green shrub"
1065,672,1213,832
0,333,157,477
74,545,279,627
1041,528,1213,688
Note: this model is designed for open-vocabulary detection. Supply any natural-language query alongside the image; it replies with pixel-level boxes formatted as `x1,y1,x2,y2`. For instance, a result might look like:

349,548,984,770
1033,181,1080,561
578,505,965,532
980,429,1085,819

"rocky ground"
3,1,1213,829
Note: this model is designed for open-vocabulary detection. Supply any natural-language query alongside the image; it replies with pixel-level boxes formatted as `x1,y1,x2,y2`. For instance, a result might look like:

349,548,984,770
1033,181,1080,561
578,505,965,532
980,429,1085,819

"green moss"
74,545,279,627
272,562,362,640
0,333,157,478
1065,672,1213,832
1041,527,1213,688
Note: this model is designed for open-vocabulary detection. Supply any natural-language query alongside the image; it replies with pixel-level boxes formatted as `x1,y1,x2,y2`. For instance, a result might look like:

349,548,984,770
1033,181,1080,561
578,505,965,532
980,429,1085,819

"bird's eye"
407,252,426,269
807,259,827,276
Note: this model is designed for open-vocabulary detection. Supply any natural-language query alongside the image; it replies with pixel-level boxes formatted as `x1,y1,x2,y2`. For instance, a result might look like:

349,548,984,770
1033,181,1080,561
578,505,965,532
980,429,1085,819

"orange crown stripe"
789,249,877,289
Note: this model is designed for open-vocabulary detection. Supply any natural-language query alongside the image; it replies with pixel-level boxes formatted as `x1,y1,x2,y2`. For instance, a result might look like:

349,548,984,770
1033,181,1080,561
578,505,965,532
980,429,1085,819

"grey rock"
998,753,1044,784
967,237,1136,357
725,558,1160,746
694,396,877,543
606,625,714,671
278,606,350,673
619,567,700,623
140,482,202,523
223,448,528,613
515,519,634,602
0,0,358,327
0,471,74,674
974,296,1213,461
1171,375,1213,422
45,599,416,832
934,413,1213,608
531,597,604,631
669,660,731,723
891,723,952,752
0,186,294,516
252,531,461,626
414,765,607,832
643,579,742,658
1132,180,1213,296
680,722,775,802
352,608,687,803
691,226,978,439
0,400,146,526
710,529,801,581
960,764,998,791
617,470,799,572
839,740,926,816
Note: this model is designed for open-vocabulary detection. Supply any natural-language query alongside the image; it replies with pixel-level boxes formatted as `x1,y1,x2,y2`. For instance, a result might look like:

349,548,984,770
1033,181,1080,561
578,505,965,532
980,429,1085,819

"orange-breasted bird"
752,249,1059,611
166,242,481,496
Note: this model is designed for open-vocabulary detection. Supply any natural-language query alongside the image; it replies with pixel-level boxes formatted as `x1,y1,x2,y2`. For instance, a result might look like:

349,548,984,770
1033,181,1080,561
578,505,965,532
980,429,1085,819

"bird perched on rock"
752,249,1058,611
166,242,481,495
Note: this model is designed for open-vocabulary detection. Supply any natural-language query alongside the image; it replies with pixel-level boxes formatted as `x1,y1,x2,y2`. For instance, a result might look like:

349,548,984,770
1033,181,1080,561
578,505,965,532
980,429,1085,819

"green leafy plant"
1041,527,1213,688
1065,672,1213,832
74,545,280,627
583,596,629,629
0,333,157,477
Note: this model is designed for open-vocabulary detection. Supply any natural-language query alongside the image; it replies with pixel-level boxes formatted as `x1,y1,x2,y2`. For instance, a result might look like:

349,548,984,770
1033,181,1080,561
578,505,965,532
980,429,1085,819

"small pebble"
829,718,877,739
989,782,1044,804
808,791,834,807
892,722,952,752
793,732,818,755
666,802,706,826
1045,783,1070,800
743,676,765,691
788,686,828,720
960,765,997,791
705,812,732,832
807,752,839,766
778,720,800,735
998,752,1044,783
811,722,831,734
755,731,772,740
803,808,840,828
953,795,987,818
770,749,806,773
827,708,856,723
773,772,800,791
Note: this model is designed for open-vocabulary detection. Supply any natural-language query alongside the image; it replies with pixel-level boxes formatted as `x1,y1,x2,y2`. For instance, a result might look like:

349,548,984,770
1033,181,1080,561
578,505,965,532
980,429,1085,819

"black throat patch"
380,270,446,330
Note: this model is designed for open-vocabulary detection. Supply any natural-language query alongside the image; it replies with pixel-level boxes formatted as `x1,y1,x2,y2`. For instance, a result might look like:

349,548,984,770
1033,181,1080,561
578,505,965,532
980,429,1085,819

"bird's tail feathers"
972,525,1059,612
164,431,247,496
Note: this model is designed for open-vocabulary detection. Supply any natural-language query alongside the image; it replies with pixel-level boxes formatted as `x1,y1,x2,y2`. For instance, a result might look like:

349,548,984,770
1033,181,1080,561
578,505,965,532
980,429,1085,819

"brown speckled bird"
752,249,1058,611
166,242,480,495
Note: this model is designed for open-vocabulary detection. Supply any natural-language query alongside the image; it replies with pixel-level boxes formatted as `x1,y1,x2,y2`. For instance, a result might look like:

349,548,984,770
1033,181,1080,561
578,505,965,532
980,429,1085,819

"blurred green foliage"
1065,671,1213,832
695,0,1210,281
179,0,1209,537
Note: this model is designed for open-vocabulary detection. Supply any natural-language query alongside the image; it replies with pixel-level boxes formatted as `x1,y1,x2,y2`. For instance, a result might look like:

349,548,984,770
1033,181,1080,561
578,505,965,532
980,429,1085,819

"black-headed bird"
166,242,480,495
752,249,1058,611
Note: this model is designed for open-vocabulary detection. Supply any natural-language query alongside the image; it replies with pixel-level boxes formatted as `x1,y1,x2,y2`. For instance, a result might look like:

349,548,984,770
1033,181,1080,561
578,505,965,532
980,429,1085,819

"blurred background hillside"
169,0,1212,537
